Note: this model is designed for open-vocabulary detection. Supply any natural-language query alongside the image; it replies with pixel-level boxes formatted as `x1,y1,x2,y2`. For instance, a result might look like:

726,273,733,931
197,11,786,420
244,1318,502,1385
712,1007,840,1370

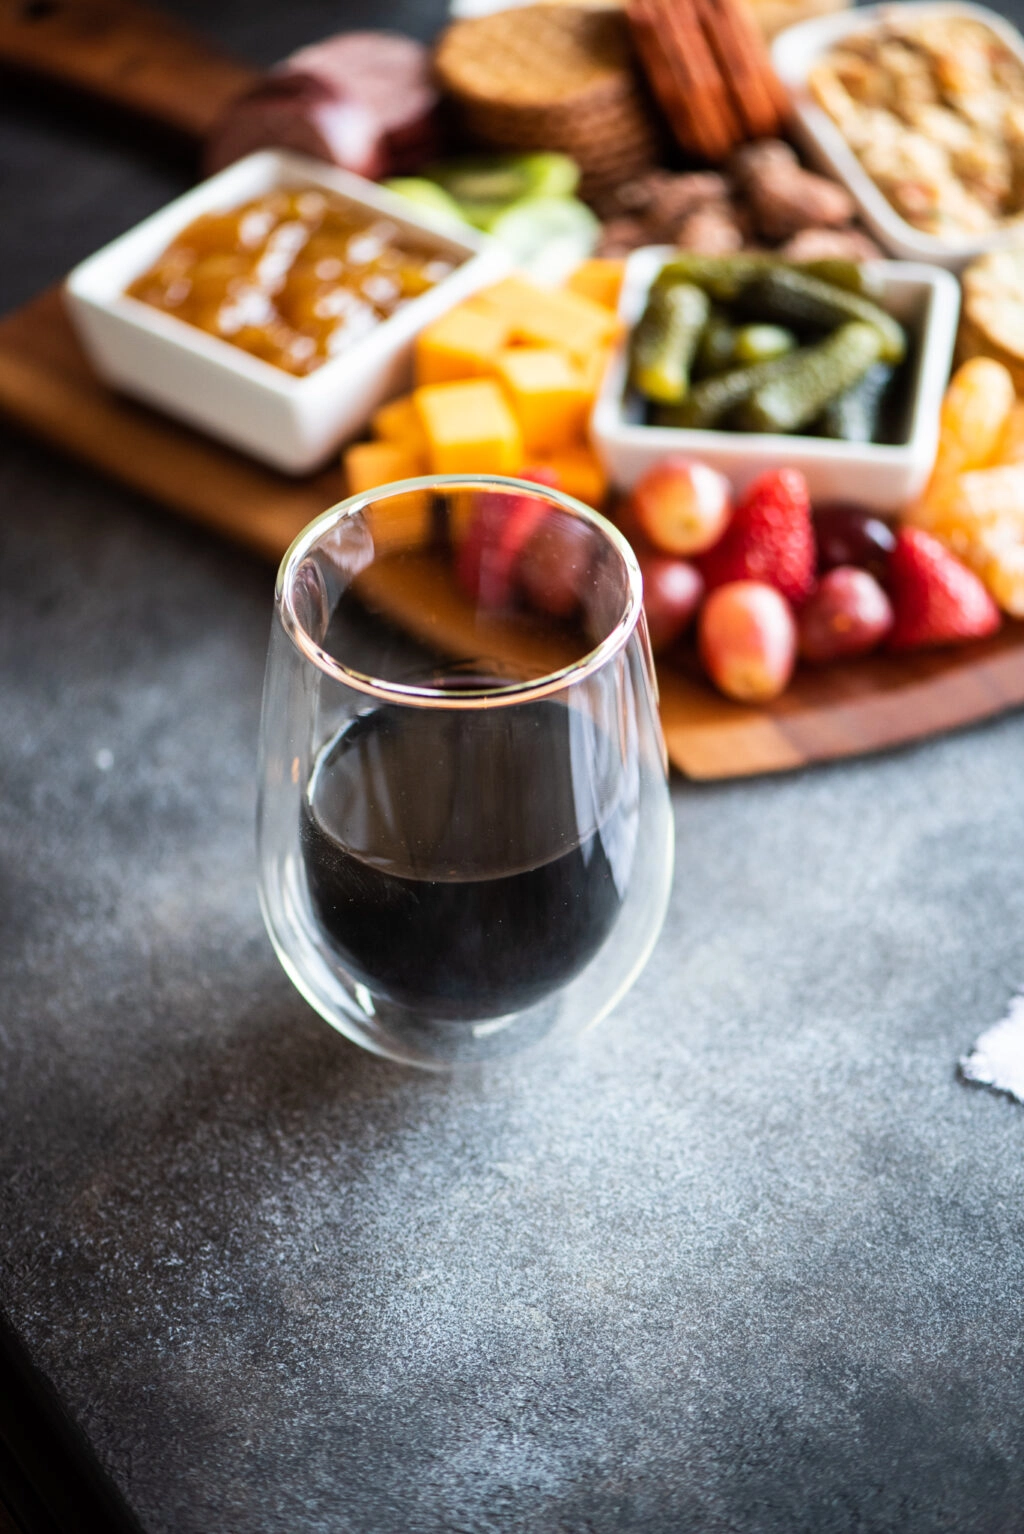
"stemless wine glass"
257,475,673,1069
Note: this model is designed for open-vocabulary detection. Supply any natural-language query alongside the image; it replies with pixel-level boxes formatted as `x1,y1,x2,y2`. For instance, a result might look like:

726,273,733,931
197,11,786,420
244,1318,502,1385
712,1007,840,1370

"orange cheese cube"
532,443,608,508
344,440,426,495
371,394,430,456
413,379,523,475
414,302,511,385
565,259,625,313
493,347,590,454
471,275,543,322
474,274,619,361
579,345,614,401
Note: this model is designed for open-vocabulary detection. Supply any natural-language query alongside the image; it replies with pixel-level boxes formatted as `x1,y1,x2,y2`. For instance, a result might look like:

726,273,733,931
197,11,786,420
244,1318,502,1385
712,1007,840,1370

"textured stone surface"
3,4,1024,1531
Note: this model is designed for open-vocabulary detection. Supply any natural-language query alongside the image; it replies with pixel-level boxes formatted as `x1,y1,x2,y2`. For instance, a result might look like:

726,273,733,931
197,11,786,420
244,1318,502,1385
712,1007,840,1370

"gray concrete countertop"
2,4,1024,1530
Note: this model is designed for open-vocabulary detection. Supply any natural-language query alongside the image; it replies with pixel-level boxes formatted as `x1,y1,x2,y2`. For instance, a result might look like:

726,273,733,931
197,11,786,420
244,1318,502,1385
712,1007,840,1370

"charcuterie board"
2,0,1024,777
1,285,1022,779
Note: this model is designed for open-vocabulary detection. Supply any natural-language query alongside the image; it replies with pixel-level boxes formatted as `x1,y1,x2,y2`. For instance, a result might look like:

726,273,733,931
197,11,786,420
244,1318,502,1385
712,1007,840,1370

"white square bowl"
590,246,960,511
772,1,1024,268
63,150,510,475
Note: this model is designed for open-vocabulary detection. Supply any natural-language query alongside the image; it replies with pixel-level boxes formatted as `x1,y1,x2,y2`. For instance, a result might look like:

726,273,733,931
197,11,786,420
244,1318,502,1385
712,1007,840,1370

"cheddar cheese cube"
470,275,542,324
493,347,590,454
565,259,625,313
371,394,430,457
532,443,608,508
414,379,523,475
414,302,511,385
474,274,619,361
344,440,425,495
579,345,614,401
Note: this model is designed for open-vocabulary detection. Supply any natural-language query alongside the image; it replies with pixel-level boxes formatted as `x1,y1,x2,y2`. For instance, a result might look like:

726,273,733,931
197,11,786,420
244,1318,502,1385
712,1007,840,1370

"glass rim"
275,474,645,709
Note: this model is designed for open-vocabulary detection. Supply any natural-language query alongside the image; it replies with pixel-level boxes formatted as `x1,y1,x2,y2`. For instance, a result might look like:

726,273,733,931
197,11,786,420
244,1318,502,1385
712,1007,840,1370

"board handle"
0,0,260,139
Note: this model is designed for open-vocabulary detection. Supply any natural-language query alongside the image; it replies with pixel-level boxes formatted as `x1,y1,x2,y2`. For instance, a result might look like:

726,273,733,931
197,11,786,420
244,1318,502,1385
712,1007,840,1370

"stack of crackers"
434,7,662,196
626,0,787,161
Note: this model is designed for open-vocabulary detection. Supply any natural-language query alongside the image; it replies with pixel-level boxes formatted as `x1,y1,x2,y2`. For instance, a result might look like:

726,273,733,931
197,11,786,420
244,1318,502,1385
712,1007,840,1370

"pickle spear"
739,268,906,364
816,361,896,443
654,254,881,304
658,352,801,429
801,258,884,301
733,324,797,366
733,322,885,434
694,312,739,377
654,254,774,304
630,281,710,404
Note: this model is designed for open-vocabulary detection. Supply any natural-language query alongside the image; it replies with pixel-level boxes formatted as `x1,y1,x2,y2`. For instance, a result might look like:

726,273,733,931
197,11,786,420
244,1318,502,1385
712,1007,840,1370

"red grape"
814,503,897,583
798,566,894,663
639,554,704,652
699,581,796,701
631,457,733,556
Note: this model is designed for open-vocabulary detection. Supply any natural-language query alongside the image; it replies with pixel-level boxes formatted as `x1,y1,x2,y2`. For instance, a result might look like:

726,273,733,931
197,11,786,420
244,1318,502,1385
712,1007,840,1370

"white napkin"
960,991,1024,1102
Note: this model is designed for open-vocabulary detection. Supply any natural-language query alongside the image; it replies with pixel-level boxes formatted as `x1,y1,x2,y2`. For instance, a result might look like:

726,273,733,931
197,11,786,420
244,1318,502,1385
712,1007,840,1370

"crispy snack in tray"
808,11,1024,239
626,0,785,161
958,249,1024,392
434,7,661,196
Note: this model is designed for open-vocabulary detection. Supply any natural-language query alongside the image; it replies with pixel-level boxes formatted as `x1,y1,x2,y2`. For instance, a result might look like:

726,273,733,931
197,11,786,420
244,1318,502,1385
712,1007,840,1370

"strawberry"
886,526,1001,650
697,467,815,606
456,469,558,609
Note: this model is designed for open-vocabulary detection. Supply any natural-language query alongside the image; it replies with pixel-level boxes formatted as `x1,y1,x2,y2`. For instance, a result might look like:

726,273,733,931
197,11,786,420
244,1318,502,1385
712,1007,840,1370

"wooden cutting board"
0,0,257,140
1,286,1022,780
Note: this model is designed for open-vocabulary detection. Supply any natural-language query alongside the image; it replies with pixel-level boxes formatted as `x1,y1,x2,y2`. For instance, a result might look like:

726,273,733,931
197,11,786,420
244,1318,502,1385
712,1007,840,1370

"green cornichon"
733,324,797,366
653,255,882,305
816,361,896,443
733,322,885,434
630,281,710,404
654,254,775,304
656,351,802,429
800,259,884,300
739,268,906,364
694,313,739,377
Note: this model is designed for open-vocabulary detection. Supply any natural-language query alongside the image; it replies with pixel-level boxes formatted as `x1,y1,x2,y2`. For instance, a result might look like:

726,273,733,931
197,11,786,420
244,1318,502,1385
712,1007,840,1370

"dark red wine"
300,698,636,1019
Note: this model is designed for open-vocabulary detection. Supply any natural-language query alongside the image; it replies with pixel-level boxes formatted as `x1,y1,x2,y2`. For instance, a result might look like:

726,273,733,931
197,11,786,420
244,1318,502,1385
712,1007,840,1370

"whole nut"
778,226,884,261
645,172,731,238
612,170,678,214
728,138,799,186
595,217,649,257
748,164,856,240
675,204,746,254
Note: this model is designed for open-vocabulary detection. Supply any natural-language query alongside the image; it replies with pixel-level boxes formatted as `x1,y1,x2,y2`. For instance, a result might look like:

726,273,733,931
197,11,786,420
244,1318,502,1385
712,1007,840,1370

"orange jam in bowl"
126,187,459,376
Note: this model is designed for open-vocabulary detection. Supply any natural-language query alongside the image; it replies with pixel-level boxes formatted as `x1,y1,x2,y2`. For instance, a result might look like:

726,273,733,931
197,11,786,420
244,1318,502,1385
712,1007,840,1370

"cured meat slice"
205,32,440,179
205,74,385,178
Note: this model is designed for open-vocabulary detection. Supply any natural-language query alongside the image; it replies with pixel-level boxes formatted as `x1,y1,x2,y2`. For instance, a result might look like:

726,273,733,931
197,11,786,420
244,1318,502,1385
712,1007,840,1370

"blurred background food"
808,10,1024,240
447,0,852,39
434,6,664,198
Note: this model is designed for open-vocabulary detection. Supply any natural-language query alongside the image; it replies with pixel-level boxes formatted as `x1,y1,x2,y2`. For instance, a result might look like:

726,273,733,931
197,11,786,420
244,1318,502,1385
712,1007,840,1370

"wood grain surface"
0,0,257,139
0,288,335,562
0,285,1021,779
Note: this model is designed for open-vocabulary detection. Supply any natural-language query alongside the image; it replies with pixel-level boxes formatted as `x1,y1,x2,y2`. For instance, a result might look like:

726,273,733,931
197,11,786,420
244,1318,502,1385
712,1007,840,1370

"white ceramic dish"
590,246,960,511
63,150,509,475
772,1,1024,269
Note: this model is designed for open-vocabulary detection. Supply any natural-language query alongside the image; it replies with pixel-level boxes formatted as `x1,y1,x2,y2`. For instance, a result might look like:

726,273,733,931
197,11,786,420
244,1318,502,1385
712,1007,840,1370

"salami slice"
205,74,384,178
204,32,440,180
